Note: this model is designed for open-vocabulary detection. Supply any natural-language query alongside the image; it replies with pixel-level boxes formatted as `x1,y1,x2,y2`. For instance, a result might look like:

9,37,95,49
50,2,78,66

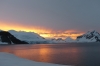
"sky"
0,0,100,39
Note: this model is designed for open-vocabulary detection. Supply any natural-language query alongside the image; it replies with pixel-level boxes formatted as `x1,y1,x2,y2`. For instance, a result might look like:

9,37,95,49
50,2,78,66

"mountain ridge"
0,31,28,44
0,30,100,44
76,30,100,42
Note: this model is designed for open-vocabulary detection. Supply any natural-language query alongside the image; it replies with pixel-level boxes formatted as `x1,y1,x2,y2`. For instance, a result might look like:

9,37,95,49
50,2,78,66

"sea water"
0,43,100,66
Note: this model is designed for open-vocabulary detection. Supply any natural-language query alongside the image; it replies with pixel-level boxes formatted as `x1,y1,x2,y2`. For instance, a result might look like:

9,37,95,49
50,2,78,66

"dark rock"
0,31,28,44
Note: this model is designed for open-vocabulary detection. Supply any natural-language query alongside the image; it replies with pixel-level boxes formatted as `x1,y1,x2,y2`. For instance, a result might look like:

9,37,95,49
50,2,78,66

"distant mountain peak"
65,37,75,42
77,30,100,42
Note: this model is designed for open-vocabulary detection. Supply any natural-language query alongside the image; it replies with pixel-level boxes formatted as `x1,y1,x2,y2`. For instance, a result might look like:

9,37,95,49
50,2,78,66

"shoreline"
0,52,71,66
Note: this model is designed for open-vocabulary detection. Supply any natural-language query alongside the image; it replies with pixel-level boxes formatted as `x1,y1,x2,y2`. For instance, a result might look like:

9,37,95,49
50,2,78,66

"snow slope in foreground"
0,52,71,66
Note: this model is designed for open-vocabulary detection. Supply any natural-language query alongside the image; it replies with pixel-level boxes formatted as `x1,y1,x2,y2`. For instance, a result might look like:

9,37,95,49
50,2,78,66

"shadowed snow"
0,52,71,66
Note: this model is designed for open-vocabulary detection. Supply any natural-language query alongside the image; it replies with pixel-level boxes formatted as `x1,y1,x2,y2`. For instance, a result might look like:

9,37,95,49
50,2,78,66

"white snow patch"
76,30,100,42
77,37,96,42
9,30,48,44
0,52,71,66
65,37,76,42
50,38,66,43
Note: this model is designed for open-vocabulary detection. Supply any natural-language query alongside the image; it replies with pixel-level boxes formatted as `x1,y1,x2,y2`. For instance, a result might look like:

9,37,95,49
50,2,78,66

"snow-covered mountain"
0,30,99,44
50,38,66,43
0,31,28,44
9,30,49,44
65,37,75,42
49,37,75,43
76,30,100,42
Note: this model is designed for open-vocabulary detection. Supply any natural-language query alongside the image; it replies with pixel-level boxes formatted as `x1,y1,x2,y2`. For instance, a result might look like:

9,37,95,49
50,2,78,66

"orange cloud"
0,21,53,33
0,21,84,39
39,30,84,39
64,30,78,33
39,33,84,39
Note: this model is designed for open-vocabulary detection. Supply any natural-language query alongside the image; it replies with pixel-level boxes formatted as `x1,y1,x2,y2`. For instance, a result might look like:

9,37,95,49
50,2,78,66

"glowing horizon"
0,21,84,39
0,0,100,40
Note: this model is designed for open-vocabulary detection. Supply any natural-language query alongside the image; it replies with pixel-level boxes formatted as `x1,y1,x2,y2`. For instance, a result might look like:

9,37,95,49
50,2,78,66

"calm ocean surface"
0,43,100,66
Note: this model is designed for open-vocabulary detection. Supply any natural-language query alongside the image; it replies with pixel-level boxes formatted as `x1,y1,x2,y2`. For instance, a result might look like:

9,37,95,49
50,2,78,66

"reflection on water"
0,43,100,66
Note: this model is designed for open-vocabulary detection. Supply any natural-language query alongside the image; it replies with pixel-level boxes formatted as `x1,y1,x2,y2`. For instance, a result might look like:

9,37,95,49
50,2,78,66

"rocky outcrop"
0,31,28,44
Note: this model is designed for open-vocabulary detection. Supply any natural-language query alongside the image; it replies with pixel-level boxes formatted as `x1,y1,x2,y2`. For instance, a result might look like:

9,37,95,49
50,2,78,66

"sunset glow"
0,0,100,40
39,33,84,39
0,21,84,39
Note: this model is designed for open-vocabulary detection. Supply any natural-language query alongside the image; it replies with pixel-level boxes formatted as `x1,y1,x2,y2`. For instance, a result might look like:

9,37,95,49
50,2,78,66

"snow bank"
0,52,71,66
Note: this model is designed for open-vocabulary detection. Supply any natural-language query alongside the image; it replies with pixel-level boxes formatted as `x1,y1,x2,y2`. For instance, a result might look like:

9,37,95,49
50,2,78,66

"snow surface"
76,30,100,42
0,52,71,66
9,30,48,44
77,37,96,42
51,37,76,43
8,30,76,44
65,37,76,42
0,30,99,44
50,38,66,43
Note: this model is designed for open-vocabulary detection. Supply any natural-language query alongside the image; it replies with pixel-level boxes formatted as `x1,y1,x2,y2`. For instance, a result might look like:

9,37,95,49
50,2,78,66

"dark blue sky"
0,0,100,32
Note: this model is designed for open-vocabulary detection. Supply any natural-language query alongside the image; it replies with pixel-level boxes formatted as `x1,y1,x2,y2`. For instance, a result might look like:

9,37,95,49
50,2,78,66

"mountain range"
77,30,100,42
0,30,100,44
